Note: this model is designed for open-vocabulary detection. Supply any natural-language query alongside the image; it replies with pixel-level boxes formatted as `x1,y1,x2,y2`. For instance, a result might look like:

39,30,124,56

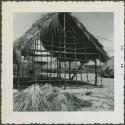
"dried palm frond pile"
13,84,51,111
47,91,91,111
14,84,92,111
40,83,59,98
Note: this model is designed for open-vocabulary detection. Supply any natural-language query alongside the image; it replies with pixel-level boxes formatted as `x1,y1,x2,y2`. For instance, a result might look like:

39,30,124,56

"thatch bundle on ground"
13,84,51,111
14,84,92,111
47,91,91,111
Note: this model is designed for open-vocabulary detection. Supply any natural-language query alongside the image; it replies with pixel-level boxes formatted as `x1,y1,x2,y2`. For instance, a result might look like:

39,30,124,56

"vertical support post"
53,58,56,78
54,58,57,78
58,58,61,85
50,33,54,83
85,48,88,83
80,62,83,82
59,34,62,81
75,62,77,87
17,63,20,88
69,61,71,79
86,64,89,83
50,56,52,83
99,55,103,86
75,38,77,87
50,57,52,78
64,13,66,89
47,51,48,78
56,59,59,78
31,40,34,80
40,40,42,79
34,40,37,84
59,60,61,78
95,59,97,85
32,40,35,84
21,59,23,83
100,61,102,86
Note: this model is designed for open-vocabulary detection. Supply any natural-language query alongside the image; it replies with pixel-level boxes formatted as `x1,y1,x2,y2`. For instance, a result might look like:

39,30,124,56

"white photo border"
1,1,124,124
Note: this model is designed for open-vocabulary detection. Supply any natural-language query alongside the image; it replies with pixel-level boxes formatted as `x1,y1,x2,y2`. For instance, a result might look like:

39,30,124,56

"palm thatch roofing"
13,12,109,64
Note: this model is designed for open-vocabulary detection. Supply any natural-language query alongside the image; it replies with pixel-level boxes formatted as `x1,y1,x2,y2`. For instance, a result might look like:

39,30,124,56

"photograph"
13,12,114,111
1,1,124,124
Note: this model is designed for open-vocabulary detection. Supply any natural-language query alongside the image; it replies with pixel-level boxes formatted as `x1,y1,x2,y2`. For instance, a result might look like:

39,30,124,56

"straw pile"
13,84,51,111
47,92,91,111
14,84,91,111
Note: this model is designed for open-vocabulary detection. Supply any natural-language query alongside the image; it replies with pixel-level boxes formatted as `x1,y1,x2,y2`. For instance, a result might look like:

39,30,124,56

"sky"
13,12,114,56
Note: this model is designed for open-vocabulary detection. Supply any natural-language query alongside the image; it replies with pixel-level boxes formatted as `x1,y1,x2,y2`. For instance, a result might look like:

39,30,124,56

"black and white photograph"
13,12,114,112
1,1,124,124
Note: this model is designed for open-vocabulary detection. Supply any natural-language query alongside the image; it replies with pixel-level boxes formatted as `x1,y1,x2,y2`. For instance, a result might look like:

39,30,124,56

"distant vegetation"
101,56,114,78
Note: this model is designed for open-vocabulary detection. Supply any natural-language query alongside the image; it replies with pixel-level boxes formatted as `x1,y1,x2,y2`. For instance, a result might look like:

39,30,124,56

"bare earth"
61,77,114,111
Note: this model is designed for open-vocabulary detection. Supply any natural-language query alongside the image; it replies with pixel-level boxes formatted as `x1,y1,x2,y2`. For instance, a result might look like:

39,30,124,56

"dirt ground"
60,77,114,111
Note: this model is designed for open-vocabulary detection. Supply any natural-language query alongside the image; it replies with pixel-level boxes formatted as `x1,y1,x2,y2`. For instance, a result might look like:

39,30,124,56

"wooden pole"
40,40,42,78
64,13,66,89
85,48,88,84
47,51,48,78
59,34,61,79
100,61,102,86
69,61,71,79
95,59,97,85
75,51,77,88
57,59,59,78
50,33,54,82
17,63,20,88
34,40,37,84
86,64,89,83
54,59,56,77
99,55,103,86
59,60,61,78
80,62,85,81
80,62,83,82
32,40,35,84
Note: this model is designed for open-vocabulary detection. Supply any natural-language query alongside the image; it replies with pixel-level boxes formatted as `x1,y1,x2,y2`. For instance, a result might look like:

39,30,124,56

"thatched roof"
13,12,109,63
